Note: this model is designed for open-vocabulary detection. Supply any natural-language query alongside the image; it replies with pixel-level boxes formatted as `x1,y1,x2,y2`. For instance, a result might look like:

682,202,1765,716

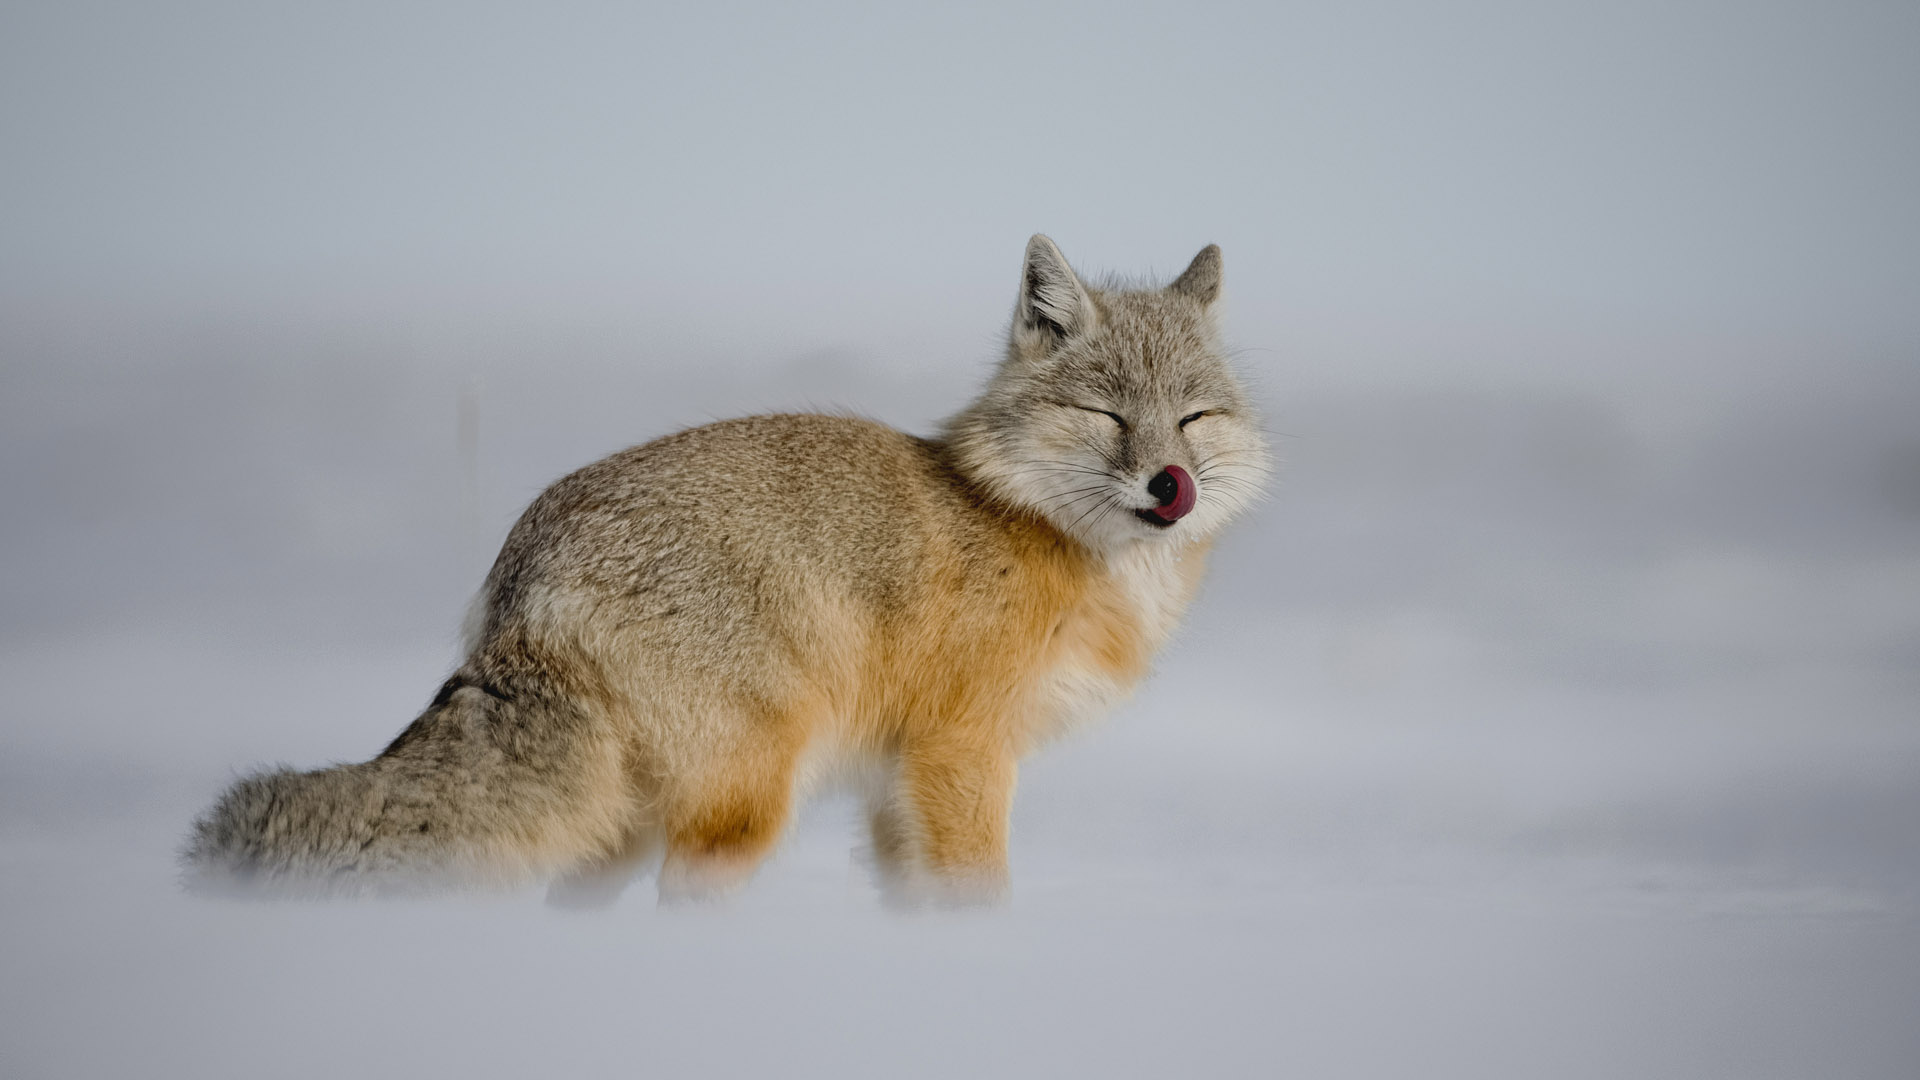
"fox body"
185,236,1269,904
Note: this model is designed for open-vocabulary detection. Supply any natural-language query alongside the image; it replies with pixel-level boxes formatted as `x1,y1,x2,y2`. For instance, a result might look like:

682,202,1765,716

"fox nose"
1145,465,1197,522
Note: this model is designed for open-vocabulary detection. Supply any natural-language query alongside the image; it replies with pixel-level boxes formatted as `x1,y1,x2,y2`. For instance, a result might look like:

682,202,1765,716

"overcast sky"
5,1,1917,349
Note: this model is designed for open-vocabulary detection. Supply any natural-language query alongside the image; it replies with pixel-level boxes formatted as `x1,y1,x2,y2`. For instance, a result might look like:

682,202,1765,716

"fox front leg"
892,735,1017,906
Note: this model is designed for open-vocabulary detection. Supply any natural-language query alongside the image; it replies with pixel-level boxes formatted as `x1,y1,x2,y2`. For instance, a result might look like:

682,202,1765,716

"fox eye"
1068,404,1127,429
1179,410,1212,428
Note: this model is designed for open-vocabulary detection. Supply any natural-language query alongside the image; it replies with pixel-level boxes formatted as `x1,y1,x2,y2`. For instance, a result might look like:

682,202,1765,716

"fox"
183,235,1270,905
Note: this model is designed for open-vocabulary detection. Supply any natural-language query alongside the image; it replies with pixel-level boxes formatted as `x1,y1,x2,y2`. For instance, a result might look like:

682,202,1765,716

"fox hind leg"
657,732,802,905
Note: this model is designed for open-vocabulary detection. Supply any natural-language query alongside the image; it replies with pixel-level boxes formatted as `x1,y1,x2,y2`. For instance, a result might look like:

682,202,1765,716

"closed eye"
1179,410,1213,428
1063,403,1127,429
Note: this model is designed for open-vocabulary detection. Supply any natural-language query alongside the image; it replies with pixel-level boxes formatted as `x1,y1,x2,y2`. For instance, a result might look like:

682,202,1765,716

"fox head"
947,235,1270,552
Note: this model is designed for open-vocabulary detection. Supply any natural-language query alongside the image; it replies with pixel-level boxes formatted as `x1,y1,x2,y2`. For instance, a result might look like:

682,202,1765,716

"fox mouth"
1135,465,1196,527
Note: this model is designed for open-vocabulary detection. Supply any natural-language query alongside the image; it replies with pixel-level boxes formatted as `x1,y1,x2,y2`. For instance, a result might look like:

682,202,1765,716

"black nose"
1147,469,1179,506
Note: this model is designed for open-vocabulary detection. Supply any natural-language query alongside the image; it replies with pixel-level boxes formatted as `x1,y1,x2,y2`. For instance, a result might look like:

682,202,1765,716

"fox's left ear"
1168,244,1222,308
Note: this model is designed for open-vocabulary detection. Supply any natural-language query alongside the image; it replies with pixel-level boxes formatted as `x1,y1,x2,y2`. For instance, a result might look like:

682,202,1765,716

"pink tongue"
1150,465,1197,522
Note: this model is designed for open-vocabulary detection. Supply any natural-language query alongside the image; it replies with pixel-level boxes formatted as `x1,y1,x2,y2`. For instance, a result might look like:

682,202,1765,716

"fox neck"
937,397,1027,510
1099,536,1212,654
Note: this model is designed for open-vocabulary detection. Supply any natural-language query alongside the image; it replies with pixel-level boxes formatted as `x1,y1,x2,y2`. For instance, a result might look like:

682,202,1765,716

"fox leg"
866,799,913,872
657,735,800,905
862,795,917,903
895,734,1017,904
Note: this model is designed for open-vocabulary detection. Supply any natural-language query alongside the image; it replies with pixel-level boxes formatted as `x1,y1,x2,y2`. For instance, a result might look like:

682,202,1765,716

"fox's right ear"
1013,234,1097,350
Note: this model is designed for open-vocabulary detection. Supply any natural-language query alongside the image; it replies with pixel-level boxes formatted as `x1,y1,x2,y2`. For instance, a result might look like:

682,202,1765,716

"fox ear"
1015,234,1096,346
1168,244,1222,307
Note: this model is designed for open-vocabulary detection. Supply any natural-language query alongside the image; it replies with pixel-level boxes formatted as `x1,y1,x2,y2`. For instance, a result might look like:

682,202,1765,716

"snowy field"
5,2,1918,1076
6,618,1916,1079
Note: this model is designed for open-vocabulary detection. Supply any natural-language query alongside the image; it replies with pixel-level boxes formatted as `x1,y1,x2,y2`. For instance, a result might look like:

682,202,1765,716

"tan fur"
184,236,1269,905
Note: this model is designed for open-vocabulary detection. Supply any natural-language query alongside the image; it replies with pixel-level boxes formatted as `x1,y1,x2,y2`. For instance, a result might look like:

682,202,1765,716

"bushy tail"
183,668,617,896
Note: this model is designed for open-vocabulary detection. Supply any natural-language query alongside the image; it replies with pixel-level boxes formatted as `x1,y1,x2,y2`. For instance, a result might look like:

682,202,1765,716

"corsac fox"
184,236,1270,905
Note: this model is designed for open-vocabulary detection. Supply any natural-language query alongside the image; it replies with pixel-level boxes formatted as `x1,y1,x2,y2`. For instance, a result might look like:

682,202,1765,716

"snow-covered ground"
3,624,1916,1079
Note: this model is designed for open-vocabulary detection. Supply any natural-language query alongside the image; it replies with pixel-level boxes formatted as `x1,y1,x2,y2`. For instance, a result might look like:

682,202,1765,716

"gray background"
3,2,1917,1076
